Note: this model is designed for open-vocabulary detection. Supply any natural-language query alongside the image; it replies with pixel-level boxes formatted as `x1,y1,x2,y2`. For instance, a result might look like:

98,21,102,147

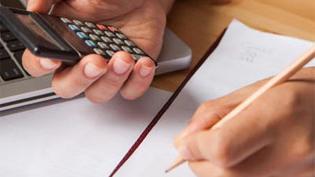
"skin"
23,0,170,102
175,67,315,177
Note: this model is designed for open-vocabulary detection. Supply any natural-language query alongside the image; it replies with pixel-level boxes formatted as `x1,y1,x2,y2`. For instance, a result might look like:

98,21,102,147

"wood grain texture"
153,0,315,92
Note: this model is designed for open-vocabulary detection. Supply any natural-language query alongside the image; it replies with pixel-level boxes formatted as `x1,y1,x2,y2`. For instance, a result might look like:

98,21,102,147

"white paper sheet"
115,20,315,177
0,87,172,177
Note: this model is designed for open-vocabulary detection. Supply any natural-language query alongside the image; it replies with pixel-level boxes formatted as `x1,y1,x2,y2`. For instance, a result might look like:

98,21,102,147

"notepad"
115,20,315,177
0,88,172,177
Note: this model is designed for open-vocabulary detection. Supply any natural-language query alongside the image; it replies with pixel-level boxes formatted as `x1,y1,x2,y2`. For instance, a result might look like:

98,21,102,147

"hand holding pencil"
169,46,315,177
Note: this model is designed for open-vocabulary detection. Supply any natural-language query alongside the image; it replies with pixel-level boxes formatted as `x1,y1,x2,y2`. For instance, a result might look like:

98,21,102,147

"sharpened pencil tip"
165,156,186,173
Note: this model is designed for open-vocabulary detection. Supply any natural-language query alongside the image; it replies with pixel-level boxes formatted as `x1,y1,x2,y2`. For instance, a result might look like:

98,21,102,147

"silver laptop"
0,1,192,111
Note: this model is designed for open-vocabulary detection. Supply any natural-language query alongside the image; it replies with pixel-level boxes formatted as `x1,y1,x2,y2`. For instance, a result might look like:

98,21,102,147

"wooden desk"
153,0,315,92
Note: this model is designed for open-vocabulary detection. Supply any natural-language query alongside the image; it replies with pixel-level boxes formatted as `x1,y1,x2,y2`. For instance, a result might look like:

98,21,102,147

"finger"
175,79,267,145
22,50,61,77
85,52,134,103
52,54,107,98
188,147,273,177
27,0,61,12
120,57,155,100
179,96,275,168
189,161,226,177
174,101,234,148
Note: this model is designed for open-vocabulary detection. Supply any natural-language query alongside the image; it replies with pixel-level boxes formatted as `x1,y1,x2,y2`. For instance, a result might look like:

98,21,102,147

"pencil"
165,45,315,173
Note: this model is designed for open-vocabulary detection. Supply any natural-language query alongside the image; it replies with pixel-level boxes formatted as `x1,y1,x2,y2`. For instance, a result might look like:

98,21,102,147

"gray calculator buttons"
132,54,141,60
113,38,124,45
101,36,112,43
124,40,135,47
116,33,127,39
89,34,101,41
121,46,132,53
81,27,92,33
110,44,120,51
106,50,115,57
61,17,71,24
97,42,109,49
104,31,115,37
93,29,104,35
85,22,96,28
73,20,84,26
133,48,144,55
94,48,105,55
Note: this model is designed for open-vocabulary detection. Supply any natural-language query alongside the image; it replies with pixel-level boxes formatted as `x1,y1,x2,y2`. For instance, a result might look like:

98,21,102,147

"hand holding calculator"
0,7,155,65
0,3,166,102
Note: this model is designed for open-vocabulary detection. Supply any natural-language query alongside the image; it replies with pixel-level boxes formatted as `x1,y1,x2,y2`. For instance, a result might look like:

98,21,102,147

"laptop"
0,0,192,111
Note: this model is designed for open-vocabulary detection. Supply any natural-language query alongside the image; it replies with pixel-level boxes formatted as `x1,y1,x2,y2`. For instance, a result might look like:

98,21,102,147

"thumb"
27,0,61,13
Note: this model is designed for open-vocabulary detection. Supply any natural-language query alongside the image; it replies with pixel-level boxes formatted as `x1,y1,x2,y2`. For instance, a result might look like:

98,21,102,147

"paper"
0,87,172,177
115,20,315,177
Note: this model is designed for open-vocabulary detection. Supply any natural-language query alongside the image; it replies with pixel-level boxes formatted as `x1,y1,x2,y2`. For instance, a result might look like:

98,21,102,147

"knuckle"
206,132,233,168
281,86,300,110
85,90,110,104
105,75,125,89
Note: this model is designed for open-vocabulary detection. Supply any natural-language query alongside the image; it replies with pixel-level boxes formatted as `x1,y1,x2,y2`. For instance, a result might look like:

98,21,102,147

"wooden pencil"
165,45,315,173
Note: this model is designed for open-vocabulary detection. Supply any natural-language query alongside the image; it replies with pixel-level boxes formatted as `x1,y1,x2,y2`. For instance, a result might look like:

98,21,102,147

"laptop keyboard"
0,20,29,83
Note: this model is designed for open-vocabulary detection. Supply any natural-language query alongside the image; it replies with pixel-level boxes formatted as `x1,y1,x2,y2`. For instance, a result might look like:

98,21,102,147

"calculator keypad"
61,17,149,61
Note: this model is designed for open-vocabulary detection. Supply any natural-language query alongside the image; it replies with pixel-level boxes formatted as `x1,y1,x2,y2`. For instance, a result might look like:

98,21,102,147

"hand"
175,67,315,177
23,0,169,102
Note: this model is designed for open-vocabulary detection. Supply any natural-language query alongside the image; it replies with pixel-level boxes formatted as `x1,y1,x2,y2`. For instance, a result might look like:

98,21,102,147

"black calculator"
0,7,155,65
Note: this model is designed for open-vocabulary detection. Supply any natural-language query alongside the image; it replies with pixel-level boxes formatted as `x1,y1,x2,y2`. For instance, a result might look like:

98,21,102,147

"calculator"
0,7,155,65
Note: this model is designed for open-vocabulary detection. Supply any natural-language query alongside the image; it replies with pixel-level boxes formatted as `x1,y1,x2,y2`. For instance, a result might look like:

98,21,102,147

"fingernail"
178,145,194,160
84,63,106,78
113,59,131,75
40,59,59,70
139,64,154,77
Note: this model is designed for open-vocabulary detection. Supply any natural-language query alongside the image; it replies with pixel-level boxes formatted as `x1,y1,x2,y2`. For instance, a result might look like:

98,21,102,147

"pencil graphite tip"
165,157,186,173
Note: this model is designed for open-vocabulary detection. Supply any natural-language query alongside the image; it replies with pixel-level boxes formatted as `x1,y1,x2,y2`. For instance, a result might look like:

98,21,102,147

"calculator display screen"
15,14,60,48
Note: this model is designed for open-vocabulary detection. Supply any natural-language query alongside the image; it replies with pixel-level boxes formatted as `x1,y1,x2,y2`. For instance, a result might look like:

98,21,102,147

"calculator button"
81,27,92,33
89,34,101,41
124,40,135,47
105,50,115,57
76,32,89,39
110,44,120,51
1,32,16,42
97,42,109,49
116,33,127,39
85,40,97,48
7,41,25,52
97,24,107,30
108,26,118,32
0,59,24,81
85,22,96,28
104,31,115,37
68,24,80,31
101,36,112,43
121,46,132,53
132,54,141,60
93,48,105,55
113,38,124,45
133,47,144,55
73,20,84,26
60,17,72,24
93,29,104,36
0,21,8,32
0,49,10,60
